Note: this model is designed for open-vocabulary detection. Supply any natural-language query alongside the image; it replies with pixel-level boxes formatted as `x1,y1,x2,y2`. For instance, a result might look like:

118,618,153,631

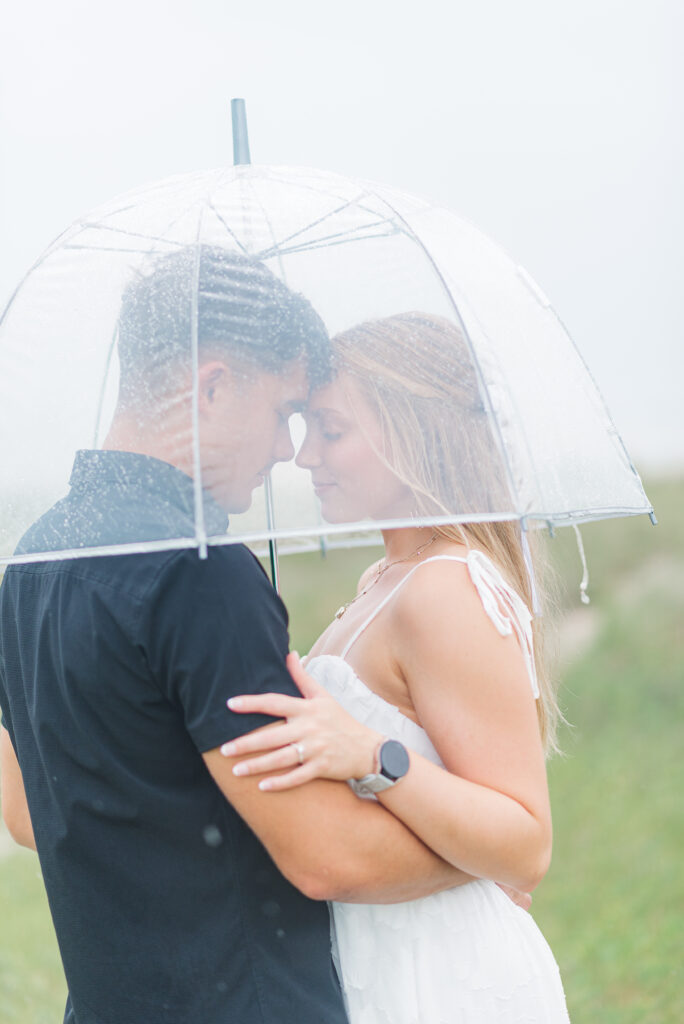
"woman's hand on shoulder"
219,654,383,791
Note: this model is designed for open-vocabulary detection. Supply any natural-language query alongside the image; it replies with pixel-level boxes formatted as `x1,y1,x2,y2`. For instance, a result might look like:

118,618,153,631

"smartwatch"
349,738,410,797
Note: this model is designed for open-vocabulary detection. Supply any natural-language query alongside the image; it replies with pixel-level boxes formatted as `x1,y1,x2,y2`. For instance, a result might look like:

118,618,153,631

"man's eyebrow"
305,406,344,417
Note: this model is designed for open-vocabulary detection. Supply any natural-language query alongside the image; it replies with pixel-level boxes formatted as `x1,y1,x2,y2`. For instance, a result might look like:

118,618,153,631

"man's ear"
197,360,230,410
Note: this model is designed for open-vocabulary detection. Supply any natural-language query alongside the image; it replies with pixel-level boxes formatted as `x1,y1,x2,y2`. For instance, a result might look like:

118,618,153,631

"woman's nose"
295,429,321,469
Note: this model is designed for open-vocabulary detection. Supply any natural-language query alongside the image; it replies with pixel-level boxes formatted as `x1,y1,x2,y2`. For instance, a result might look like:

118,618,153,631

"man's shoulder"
11,495,72,557
156,542,269,588
1,543,284,630
149,543,284,616
1,543,261,606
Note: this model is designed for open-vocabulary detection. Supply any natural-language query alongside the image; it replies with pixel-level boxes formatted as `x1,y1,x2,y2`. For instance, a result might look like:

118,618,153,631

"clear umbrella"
0,101,653,574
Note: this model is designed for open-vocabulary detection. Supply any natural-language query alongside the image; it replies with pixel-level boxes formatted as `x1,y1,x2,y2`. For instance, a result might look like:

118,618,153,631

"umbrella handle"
231,98,251,165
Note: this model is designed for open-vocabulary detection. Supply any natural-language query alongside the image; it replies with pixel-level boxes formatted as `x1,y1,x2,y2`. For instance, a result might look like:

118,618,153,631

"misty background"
1,0,681,473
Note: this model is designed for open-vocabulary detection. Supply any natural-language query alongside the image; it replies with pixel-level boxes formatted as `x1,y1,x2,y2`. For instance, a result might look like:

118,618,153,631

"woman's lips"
312,480,336,495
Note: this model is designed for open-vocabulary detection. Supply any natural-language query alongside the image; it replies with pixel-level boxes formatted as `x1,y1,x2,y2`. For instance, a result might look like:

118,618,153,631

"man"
1,247,472,1024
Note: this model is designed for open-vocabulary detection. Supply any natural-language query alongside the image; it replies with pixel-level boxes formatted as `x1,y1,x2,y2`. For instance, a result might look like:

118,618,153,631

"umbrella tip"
231,98,251,166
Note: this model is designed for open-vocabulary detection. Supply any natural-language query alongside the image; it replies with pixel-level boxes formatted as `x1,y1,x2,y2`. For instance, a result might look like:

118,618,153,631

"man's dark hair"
117,245,330,404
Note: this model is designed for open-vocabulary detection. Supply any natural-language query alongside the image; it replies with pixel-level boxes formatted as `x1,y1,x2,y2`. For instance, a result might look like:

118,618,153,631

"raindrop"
276,928,286,939
216,981,228,993
202,824,223,847
261,900,281,918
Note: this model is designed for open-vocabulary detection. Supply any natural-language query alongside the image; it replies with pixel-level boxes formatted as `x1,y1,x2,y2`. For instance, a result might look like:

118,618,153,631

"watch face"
380,740,410,781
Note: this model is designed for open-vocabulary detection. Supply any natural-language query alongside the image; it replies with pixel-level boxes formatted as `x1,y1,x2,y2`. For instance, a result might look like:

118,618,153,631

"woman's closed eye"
313,414,347,443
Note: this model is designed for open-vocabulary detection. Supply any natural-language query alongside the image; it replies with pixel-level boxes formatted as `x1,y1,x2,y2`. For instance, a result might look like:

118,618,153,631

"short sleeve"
0,691,15,748
0,617,16,748
143,545,299,753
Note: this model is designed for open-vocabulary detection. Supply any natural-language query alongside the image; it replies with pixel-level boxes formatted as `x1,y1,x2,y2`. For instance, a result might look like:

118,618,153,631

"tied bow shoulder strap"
465,550,540,700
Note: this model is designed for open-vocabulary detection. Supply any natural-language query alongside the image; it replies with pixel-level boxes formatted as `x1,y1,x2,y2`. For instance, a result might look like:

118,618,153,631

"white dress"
306,552,570,1024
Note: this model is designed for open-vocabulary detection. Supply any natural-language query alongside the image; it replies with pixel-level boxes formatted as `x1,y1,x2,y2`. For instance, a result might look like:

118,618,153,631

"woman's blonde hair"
332,311,562,755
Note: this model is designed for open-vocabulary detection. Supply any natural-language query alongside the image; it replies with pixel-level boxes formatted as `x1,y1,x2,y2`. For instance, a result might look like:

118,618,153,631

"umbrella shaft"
263,472,280,592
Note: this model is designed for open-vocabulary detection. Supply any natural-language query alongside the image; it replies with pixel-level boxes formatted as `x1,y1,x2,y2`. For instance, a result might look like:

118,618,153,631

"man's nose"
272,421,296,466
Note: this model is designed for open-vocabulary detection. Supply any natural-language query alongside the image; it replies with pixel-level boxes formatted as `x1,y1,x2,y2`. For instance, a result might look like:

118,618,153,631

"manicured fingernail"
259,779,272,791
227,697,243,710
220,742,236,757
232,763,248,776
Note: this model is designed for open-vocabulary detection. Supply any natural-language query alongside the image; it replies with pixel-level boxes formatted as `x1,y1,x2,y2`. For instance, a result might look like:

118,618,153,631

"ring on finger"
293,741,306,765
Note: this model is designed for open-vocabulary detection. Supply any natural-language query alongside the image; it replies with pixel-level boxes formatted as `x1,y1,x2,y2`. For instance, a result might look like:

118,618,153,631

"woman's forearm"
327,799,477,904
219,659,550,892
205,745,473,904
376,750,551,892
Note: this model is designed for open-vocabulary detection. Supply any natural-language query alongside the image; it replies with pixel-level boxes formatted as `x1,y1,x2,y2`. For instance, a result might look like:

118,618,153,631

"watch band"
348,738,410,797
349,772,397,796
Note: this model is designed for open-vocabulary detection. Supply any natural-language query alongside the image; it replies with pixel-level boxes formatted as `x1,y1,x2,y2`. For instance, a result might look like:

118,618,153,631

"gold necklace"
334,533,438,619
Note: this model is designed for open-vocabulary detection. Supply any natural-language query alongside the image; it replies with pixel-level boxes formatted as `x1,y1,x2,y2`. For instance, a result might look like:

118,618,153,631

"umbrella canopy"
0,163,652,566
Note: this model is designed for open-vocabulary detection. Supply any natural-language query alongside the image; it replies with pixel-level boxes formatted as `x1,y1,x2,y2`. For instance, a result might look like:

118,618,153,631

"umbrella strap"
520,525,542,617
572,525,591,605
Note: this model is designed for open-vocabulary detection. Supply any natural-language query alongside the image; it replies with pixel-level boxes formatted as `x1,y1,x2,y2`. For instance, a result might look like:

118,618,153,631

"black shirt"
0,451,347,1024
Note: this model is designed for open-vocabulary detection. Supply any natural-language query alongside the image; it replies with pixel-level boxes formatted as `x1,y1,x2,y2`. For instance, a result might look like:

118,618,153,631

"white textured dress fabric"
306,552,570,1023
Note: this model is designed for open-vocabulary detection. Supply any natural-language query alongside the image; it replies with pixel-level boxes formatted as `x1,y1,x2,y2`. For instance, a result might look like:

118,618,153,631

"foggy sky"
1,0,681,471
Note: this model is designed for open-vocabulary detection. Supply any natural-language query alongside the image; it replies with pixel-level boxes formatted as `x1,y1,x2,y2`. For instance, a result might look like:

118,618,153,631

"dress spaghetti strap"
339,556,466,660
341,552,539,698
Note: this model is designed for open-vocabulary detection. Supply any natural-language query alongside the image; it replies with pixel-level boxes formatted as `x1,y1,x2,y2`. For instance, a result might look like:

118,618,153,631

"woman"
222,312,570,1021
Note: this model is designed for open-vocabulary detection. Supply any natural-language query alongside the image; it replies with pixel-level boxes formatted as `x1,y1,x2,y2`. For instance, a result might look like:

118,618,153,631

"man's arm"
203,732,471,903
153,549,469,903
0,726,36,851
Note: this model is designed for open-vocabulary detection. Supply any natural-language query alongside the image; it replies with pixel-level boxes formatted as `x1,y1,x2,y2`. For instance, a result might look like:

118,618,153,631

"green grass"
1,476,681,1022
536,588,684,1022
0,849,67,1021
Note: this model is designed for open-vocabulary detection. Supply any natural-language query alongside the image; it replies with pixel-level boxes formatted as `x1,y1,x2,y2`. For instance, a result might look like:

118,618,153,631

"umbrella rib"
0,503,652,569
61,244,182,255
425,262,547,512
189,215,208,558
74,222,188,247
372,191,527,519
540,297,648,492
267,228,400,259
0,219,84,328
244,175,289,591
271,178,400,230
76,190,210,252
256,219,399,260
67,207,397,259
251,190,377,255
92,324,119,448
60,199,399,262
205,200,250,255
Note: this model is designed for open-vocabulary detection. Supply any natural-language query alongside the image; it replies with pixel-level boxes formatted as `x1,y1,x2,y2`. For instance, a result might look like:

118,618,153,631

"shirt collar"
69,450,229,537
